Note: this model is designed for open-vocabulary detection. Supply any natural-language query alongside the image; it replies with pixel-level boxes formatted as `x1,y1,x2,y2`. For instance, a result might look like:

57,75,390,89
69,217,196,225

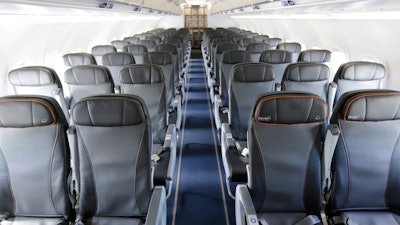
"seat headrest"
246,43,270,54
212,38,231,47
333,90,400,122
72,94,148,127
102,52,135,66
154,44,178,54
124,44,148,55
64,65,112,85
138,40,156,49
0,95,66,128
254,92,327,124
216,43,240,54
221,50,252,64
299,49,331,63
120,64,164,84
277,42,302,53
336,61,385,81
63,53,96,66
266,38,282,46
91,45,117,56
111,40,129,49
124,36,140,44
260,50,293,63
283,62,330,81
141,52,173,65
8,66,59,86
232,63,275,82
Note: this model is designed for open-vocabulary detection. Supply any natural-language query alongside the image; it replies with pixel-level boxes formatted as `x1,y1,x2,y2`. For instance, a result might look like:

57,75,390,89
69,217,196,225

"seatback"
0,95,73,223
220,50,252,106
154,44,180,86
91,45,117,65
63,53,96,66
246,43,270,62
328,90,400,216
64,65,114,109
123,44,148,64
120,64,167,145
123,36,140,44
248,92,327,213
277,42,302,62
239,38,254,50
137,39,157,52
214,43,240,84
265,37,282,49
8,66,70,118
141,51,175,106
282,62,330,101
298,49,332,63
229,62,276,140
333,61,386,102
72,94,152,223
259,50,292,82
111,40,129,52
102,52,135,86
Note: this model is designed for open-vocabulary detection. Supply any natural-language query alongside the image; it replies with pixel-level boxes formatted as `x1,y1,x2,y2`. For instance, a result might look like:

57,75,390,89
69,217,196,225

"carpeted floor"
167,52,235,225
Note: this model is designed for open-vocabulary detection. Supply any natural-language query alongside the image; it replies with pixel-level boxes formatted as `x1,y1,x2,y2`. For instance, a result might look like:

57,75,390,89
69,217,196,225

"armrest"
163,124,177,182
322,124,340,198
214,94,224,130
53,87,70,120
235,185,258,225
221,123,248,198
327,82,337,120
275,83,282,92
153,124,176,198
114,85,121,94
67,126,79,197
168,95,182,130
145,186,167,225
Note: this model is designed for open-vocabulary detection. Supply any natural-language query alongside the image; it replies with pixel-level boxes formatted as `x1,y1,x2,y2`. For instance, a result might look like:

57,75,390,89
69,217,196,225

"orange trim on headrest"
343,92,400,122
0,99,56,126
255,95,328,126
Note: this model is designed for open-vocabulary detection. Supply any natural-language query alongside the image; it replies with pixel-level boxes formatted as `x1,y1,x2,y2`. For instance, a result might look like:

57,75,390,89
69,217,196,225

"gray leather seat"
123,44,148,64
333,61,386,102
71,94,167,225
64,65,114,110
326,89,400,225
282,62,331,101
259,49,292,84
246,43,270,62
217,50,252,107
211,43,240,88
120,64,177,186
8,66,70,119
220,63,276,190
0,95,73,224
111,40,129,52
137,39,157,52
154,44,181,91
140,51,176,107
91,45,117,65
265,37,282,49
63,53,96,66
102,52,135,87
277,42,302,62
236,92,328,225
123,36,140,44
298,49,332,63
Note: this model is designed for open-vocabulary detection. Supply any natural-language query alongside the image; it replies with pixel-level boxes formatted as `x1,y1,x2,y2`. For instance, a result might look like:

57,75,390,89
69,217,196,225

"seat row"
0,93,175,225
227,89,400,225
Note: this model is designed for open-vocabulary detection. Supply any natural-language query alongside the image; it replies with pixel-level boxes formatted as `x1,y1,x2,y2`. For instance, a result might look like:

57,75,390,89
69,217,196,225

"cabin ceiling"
2,0,400,16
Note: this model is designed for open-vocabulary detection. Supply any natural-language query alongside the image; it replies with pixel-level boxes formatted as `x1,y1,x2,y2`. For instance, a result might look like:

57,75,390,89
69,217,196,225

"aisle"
167,53,235,225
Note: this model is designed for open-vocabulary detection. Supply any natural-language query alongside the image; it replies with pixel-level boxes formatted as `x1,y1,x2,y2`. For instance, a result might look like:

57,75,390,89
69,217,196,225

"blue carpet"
167,56,235,225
